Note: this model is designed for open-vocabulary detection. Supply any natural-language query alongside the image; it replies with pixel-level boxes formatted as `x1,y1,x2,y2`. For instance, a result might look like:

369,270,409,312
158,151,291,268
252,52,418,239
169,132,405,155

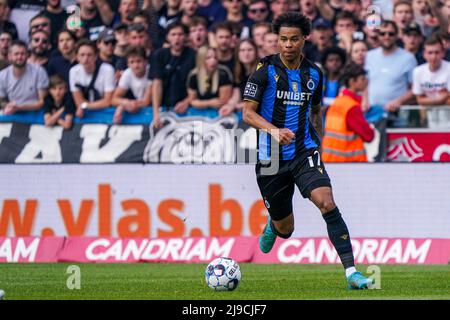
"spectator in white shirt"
112,46,152,124
69,39,115,118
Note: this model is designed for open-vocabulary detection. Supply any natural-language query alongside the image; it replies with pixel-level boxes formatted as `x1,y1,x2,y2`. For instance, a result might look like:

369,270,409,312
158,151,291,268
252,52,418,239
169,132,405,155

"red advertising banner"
1,237,449,265
387,130,450,162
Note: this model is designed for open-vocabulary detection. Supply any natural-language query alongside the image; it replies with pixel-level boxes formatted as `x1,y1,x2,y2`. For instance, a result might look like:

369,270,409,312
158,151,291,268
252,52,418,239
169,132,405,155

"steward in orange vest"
322,64,374,162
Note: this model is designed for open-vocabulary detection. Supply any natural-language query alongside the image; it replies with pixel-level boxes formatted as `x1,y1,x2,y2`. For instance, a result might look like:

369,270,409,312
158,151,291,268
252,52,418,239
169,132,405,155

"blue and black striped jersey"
243,53,323,161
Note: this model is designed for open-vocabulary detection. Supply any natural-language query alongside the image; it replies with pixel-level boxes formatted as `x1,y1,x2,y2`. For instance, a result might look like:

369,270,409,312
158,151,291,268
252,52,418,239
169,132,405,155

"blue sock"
322,207,355,269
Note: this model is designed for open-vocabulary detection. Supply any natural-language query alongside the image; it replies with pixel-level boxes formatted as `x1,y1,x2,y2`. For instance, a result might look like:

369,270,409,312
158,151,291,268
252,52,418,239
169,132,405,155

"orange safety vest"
322,94,367,162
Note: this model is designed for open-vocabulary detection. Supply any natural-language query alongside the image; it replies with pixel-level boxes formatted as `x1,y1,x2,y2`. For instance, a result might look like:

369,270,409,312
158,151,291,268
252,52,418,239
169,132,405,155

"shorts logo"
307,79,315,90
318,167,323,174
244,82,258,98
264,198,270,209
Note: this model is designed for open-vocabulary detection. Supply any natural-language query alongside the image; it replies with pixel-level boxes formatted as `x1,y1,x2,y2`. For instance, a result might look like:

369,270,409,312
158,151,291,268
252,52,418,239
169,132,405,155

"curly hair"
271,12,311,37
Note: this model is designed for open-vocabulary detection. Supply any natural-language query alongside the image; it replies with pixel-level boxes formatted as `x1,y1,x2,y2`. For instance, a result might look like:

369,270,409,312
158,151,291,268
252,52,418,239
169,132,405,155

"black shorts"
255,148,332,221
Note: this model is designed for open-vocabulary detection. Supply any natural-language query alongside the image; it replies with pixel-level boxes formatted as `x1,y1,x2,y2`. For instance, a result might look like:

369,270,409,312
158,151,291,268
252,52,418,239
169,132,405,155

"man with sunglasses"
28,30,51,70
365,20,417,127
247,0,270,25
97,29,118,70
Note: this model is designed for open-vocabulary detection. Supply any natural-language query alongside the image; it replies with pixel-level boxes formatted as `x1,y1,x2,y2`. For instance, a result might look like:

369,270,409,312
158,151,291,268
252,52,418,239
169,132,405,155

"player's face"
278,26,305,62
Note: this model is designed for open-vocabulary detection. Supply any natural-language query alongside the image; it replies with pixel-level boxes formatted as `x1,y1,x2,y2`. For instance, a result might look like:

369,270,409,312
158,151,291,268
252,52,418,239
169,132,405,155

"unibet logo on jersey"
276,90,313,106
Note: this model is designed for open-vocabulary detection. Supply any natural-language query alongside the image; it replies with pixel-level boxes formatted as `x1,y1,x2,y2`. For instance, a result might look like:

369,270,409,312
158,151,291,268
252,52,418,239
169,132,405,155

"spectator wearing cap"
321,47,346,109
322,63,374,163
402,22,425,65
365,20,417,127
393,0,414,39
0,0,18,40
40,0,69,48
270,0,289,20
304,17,333,63
79,0,114,41
246,0,270,26
97,28,119,69
47,29,78,83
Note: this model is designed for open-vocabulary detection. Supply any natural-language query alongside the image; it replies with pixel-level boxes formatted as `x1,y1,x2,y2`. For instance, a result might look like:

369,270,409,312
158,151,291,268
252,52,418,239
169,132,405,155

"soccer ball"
205,257,241,291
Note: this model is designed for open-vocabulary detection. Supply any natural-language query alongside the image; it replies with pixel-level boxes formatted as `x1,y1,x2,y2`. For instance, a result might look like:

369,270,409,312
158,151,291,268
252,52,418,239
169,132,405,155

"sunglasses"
249,8,267,14
378,31,396,37
31,22,50,30
32,38,49,44
103,40,116,45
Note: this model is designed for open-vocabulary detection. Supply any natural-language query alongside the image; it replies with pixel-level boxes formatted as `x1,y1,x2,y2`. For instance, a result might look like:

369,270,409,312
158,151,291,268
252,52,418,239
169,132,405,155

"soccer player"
242,12,374,290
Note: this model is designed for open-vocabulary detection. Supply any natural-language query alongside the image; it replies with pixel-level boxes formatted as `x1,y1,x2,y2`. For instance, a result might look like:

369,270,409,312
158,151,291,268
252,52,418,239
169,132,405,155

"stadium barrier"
0,236,449,264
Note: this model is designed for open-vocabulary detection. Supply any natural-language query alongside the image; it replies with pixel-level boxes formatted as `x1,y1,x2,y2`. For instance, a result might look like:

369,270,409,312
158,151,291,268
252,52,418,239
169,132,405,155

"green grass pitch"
0,263,449,300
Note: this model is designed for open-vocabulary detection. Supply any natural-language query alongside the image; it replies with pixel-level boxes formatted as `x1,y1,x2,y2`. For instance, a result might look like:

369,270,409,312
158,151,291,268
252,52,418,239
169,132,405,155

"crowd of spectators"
0,0,448,131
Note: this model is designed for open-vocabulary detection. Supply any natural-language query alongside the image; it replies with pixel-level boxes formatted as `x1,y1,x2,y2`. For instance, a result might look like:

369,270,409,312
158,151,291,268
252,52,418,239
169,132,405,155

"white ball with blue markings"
205,257,241,291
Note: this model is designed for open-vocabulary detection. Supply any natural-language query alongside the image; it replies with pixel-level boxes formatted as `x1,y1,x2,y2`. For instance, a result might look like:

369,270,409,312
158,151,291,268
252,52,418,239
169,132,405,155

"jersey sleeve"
242,63,268,104
312,68,323,107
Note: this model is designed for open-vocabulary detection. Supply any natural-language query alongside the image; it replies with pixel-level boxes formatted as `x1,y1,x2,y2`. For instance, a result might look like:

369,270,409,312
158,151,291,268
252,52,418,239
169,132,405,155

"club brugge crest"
307,79,315,90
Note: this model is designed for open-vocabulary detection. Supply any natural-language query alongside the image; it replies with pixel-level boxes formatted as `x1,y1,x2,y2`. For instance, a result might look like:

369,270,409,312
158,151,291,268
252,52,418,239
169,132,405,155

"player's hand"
271,128,295,145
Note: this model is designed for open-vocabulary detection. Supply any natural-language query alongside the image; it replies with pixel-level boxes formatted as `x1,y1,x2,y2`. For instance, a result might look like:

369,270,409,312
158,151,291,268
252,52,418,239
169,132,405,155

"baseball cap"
97,28,116,42
312,18,332,30
404,22,422,36
114,23,129,32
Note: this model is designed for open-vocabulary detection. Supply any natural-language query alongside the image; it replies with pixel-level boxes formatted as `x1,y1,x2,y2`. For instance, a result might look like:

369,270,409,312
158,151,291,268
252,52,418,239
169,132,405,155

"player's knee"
316,199,336,213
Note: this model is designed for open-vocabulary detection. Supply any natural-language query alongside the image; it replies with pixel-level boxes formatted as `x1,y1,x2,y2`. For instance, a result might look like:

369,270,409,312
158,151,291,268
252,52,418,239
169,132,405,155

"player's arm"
310,103,323,141
310,68,324,151
243,100,294,145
